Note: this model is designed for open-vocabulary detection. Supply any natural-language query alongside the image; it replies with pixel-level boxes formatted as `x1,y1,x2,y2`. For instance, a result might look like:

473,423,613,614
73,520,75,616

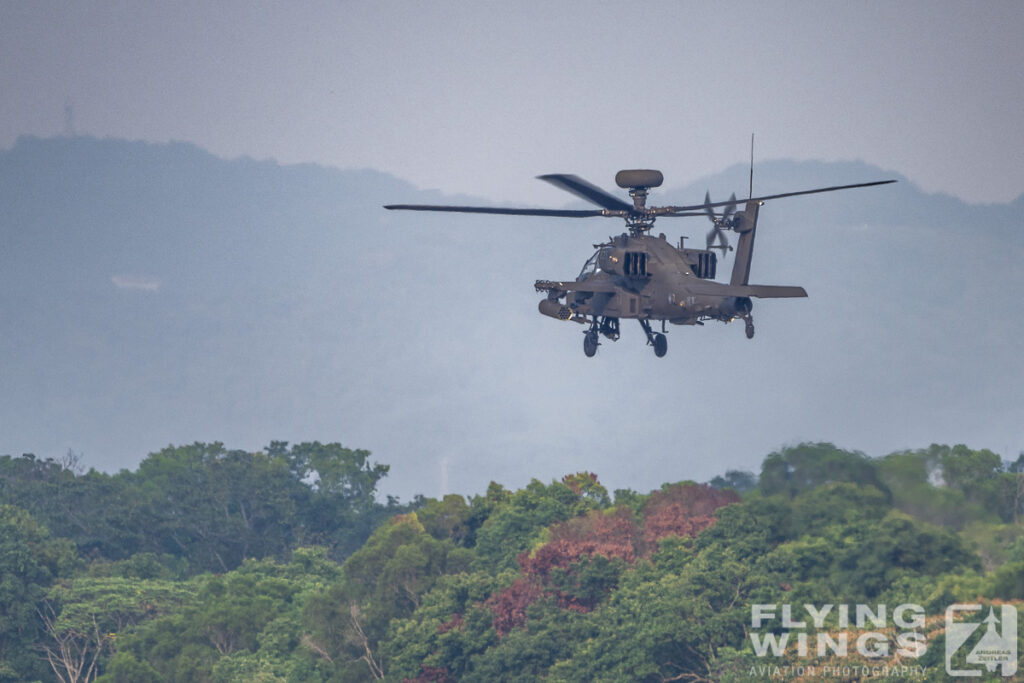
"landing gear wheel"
653,333,667,357
743,314,755,339
638,318,668,358
583,330,599,357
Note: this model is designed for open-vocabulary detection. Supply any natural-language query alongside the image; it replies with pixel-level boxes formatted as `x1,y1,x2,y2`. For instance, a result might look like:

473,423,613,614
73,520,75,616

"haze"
2,1,1022,205
1,2,1022,500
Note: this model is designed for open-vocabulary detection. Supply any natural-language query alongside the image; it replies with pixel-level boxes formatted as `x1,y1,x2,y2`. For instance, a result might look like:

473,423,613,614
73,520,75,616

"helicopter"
385,168,895,357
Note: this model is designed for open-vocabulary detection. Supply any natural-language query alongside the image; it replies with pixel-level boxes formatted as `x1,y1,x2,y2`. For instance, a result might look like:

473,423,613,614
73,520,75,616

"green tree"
2,441,401,573
547,548,759,682
985,560,1024,600
560,472,611,507
39,576,195,683
462,598,590,683
787,482,889,536
273,441,398,560
472,478,604,572
759,442,889,499
880,445,1017,525
877,448,970,526
96,651,160,683
135,443,300,572
304,514,473,680
415,494,473,546
0,504,76,682
708,469,758,493
381,571,506,681
0,454,144,561
102,549,341,683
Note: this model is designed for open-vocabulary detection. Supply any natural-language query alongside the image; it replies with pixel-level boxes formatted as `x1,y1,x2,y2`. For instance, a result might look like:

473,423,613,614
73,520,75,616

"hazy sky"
2,1,1023,205
3,2,1024,496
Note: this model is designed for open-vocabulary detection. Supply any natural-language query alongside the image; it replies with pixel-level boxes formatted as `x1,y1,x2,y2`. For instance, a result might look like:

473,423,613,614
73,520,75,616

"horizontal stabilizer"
685,280,807,298
735,284,807,298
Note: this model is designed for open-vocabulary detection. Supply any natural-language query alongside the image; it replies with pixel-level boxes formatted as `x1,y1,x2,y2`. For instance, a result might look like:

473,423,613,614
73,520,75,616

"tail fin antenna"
748,133,754,200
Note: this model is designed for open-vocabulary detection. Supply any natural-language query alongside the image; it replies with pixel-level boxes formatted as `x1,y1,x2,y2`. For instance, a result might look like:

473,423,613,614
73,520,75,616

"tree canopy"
0,441,1021,682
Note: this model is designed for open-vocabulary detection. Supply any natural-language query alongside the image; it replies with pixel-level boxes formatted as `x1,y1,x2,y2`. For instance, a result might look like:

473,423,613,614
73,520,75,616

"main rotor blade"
744,179,897,204
666,179,896,213
536,174,633,212
384,204,606,218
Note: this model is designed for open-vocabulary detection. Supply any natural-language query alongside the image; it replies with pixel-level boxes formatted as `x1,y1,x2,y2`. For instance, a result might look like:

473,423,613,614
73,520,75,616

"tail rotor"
704,191,738,257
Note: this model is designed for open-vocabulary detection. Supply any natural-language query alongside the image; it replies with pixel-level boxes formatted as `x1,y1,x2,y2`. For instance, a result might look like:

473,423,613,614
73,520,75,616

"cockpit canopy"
579,247,610,279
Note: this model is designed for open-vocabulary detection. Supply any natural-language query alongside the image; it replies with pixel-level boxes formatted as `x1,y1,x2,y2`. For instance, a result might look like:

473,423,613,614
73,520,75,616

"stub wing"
535,279,618,294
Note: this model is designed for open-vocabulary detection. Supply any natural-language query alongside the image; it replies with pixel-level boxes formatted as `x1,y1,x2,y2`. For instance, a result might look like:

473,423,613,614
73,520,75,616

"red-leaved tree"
641,483,740,551
486,482,740,634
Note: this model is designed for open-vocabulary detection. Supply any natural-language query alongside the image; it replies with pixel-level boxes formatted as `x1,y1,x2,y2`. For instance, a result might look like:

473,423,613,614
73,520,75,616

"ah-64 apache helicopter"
385,168,894,357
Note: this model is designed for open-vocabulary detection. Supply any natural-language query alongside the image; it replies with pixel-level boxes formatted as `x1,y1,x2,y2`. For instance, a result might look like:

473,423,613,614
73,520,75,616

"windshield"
578,248,607,279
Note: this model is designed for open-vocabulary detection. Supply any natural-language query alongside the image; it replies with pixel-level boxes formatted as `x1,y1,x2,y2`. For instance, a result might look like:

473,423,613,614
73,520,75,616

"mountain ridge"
1,135,1021,501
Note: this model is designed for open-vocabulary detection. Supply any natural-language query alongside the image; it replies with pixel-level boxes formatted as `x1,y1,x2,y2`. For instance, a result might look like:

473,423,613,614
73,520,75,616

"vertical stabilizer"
730,200,760,286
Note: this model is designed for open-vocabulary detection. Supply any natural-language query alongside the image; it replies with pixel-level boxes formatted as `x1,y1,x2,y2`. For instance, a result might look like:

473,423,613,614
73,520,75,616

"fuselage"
560,232,749,325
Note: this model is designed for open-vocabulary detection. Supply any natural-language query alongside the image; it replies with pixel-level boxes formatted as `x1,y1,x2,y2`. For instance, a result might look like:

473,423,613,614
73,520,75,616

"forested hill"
1,441,1022,681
